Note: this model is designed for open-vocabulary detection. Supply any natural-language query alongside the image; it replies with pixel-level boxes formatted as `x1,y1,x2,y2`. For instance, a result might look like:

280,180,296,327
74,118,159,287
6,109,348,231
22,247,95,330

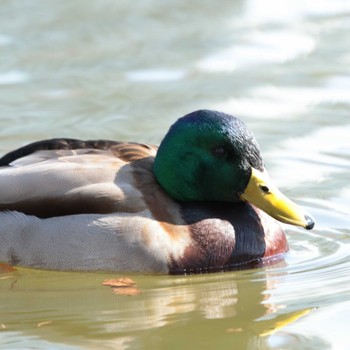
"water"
1,0,349,348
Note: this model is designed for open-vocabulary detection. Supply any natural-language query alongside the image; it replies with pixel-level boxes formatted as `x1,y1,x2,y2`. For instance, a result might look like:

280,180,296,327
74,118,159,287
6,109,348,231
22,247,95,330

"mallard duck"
0,110,314,273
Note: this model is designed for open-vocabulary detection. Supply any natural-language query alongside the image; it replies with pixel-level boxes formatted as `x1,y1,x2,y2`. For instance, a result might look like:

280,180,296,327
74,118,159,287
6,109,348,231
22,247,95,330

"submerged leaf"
37,321,53,328
112,287,142,296
0,263,16,273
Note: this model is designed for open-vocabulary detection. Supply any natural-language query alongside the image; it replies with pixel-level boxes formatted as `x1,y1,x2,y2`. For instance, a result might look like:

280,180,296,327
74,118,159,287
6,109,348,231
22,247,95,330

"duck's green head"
154,109,314,230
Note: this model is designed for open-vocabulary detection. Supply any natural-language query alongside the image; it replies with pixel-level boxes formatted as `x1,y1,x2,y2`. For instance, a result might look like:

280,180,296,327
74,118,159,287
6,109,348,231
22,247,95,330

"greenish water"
1,0,350,349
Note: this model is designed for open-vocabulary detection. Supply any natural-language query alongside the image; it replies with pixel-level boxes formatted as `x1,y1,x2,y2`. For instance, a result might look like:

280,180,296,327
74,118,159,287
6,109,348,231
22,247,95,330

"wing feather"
0,139,158,217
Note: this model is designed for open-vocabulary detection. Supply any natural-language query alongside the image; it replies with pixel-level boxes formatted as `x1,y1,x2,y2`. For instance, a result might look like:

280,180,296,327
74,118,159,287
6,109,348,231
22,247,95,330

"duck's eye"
260,185,270,193
212,147,228,158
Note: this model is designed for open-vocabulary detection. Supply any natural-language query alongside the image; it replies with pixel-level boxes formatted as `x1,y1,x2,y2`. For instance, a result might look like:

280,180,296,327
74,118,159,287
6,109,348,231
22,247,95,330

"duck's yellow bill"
240,168,315,230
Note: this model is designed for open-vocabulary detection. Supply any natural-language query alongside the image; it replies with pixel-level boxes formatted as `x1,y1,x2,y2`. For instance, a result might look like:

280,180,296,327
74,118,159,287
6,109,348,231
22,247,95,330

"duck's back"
0,139,176,272
0,139,158,217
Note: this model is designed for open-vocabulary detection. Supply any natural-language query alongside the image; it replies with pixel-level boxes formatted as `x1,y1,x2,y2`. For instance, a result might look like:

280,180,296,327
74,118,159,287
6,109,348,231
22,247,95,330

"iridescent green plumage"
154,110,263,202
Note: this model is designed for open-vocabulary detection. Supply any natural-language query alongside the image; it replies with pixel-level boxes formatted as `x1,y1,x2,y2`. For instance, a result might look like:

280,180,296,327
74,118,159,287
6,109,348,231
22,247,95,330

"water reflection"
125,69,186,82
197,31,315,73
268,301,350,350
244,0,350,23
0,262,324,349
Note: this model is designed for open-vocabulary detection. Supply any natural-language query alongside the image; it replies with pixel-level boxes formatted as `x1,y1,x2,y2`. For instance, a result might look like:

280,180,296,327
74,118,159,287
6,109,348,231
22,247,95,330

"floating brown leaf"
102,277,141,296
102,277,136,288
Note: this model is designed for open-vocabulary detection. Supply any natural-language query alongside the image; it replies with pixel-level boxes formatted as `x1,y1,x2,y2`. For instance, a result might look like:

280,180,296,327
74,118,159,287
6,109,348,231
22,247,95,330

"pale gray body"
0,145,197,272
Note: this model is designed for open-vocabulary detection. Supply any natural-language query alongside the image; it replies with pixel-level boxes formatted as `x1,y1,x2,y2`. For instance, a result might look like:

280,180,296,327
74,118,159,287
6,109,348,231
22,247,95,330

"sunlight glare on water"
0,0,350,349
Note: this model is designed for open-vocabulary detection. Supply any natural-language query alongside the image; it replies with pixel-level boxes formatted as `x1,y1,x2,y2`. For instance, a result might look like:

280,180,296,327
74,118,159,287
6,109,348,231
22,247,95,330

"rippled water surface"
1,1,350,349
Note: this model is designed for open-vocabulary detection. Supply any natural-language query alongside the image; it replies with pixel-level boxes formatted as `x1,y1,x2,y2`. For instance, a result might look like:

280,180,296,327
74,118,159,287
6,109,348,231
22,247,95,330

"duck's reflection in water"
0,262,315,349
